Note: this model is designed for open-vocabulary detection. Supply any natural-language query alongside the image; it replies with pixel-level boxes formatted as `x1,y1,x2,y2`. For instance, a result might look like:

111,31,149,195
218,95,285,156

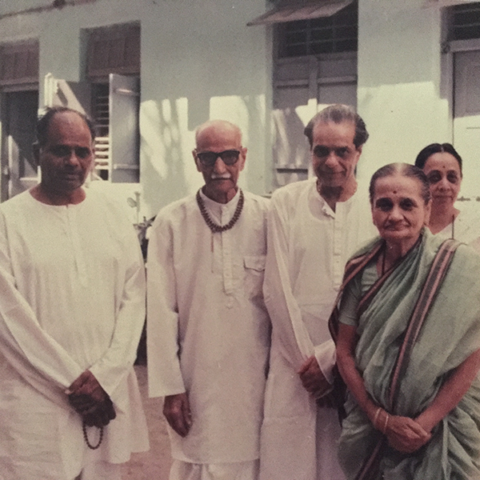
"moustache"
211,174,232,180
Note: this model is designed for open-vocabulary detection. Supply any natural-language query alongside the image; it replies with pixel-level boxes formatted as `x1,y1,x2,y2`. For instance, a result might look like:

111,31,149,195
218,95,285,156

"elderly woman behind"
415,143,480,248
332,163,480,480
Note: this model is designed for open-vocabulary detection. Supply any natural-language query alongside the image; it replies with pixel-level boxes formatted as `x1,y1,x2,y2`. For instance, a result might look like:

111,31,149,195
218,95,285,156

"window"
85,23,140,183
449,2,480,40
271,1,358,188
0,41,39,200
277,2,357,57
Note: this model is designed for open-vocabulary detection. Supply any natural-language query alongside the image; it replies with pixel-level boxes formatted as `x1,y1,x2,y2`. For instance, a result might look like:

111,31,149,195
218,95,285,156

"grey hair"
304,104,369,149
369,163,431,205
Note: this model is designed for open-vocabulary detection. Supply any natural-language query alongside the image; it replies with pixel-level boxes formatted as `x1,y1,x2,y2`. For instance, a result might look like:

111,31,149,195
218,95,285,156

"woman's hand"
385,414,431,453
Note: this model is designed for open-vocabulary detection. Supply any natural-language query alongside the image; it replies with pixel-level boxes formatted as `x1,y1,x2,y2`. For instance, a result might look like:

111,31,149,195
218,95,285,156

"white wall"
356,0,451,184
139,0,272,218
0,0,272,219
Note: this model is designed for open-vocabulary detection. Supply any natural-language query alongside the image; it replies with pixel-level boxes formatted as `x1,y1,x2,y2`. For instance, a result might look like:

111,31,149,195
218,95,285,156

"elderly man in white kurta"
0,107,148,480
148,120,270,480
259,105,377,480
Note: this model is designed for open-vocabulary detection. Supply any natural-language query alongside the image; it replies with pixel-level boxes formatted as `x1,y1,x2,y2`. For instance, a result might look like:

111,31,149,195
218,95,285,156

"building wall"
356,0,451,184
0,0,272,219
2,0,476,217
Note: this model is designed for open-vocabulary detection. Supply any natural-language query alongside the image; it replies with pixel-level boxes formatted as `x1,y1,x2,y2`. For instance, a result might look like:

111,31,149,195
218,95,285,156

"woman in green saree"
333,163,480,480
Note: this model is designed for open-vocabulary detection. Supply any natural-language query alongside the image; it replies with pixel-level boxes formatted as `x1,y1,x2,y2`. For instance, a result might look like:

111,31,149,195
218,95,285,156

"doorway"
1,89,39,200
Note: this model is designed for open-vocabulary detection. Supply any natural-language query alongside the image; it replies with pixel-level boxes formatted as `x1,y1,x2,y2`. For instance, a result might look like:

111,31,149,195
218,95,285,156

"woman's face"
371,174,430,248
423,152,462,210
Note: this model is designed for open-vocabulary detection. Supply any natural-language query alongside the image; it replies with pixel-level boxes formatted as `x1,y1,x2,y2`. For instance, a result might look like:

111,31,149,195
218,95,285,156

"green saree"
333,230,480,480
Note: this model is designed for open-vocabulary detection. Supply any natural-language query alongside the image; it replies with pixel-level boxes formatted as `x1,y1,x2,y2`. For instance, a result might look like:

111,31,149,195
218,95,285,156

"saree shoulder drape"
333,230,480,480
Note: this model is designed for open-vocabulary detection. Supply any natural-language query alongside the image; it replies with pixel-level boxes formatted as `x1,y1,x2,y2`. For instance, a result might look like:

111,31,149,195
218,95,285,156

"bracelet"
372,407,381,429
383,413,390,434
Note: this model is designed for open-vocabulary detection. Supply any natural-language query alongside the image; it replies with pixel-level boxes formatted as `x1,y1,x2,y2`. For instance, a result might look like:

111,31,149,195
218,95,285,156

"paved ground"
121,366,172,480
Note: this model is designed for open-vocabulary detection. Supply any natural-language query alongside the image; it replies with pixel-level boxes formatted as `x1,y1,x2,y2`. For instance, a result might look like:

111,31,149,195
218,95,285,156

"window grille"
277,1,357,58
450,2,480,41
91,83,110,180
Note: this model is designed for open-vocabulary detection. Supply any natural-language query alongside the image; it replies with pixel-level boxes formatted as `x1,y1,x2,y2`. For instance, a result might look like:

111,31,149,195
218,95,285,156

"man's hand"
66,370,115,427
163,393,192,437
298,355,332,399
67,370,107,405
81,397,116,427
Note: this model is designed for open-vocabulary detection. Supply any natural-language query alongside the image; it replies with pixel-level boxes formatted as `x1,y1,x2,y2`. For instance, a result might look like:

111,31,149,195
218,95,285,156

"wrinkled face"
311,121,361,188
36,112,94,195
193,125,246,199
423,152,462,209
372,174,430,247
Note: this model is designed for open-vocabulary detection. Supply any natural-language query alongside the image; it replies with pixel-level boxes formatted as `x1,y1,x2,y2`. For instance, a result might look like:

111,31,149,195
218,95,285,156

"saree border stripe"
388,239,460,411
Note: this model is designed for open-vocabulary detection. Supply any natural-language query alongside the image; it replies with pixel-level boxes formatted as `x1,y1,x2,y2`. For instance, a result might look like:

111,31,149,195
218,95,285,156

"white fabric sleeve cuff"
313,340,336,384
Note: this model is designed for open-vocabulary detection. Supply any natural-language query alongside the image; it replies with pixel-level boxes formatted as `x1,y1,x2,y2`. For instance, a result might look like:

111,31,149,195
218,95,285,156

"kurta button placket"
222,209,234,297
333,205,344,289
67,206,88,287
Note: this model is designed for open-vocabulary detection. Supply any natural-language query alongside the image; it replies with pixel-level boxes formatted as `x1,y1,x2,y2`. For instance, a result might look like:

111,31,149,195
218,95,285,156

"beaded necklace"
83,421,103,449
196,189,244,233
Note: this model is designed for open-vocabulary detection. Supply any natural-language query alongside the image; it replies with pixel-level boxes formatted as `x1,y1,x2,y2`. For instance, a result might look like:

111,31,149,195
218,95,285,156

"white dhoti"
170,460,259,480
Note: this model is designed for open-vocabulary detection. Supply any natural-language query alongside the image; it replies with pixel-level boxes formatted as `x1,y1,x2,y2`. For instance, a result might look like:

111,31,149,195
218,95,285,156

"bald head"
195,120,242,149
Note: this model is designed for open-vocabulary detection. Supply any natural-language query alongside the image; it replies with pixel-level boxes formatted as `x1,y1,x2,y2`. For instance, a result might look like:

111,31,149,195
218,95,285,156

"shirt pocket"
243,255,266,301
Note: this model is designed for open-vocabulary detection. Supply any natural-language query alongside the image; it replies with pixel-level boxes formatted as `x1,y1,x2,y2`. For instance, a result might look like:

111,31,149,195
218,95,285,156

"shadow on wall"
241,94,270,196
141,98,190,217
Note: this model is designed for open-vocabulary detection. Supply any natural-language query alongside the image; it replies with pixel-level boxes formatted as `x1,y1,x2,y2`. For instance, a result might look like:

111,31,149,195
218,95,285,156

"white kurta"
0,189,148,480
147,189,270,465
260,178,377,480
437,204,480,251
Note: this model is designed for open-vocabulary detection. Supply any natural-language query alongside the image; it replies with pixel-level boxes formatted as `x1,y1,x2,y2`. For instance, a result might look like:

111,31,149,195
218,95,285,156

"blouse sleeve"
338,262,378,327
338,274,362,327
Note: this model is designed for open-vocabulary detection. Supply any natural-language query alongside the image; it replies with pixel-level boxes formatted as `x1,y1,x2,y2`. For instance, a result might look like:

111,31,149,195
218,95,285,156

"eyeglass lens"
197,150,240,166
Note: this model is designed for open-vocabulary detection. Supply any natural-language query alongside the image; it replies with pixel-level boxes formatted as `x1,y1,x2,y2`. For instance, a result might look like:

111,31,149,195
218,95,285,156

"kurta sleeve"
89,224,146,397
0,211,83,391
147,214,185,397
263,194,314,369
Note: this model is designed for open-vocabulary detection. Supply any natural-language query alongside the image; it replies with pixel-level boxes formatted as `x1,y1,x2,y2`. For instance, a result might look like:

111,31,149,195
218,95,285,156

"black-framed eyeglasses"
196,149,241,167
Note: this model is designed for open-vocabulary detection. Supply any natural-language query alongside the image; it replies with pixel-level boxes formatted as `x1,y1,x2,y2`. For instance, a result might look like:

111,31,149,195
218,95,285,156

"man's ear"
32,143,40,165
88,146,96,173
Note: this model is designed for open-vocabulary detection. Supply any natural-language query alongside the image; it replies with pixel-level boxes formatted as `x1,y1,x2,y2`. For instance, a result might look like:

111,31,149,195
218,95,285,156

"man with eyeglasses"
0,107,148,479
148,120,270,480
260,104,376,480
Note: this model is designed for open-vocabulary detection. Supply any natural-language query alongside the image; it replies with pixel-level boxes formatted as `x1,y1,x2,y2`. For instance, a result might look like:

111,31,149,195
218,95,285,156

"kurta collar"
308,177,358,219
27,188,90,210
198,188,241,224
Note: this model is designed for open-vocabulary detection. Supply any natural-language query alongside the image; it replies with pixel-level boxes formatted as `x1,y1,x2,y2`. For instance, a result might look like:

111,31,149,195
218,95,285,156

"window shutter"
87,24,140,79
109,74,140,183
0,41,39,86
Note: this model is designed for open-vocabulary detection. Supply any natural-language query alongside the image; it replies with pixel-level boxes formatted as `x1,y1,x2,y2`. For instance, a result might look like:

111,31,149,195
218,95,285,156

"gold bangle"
383,413,390,434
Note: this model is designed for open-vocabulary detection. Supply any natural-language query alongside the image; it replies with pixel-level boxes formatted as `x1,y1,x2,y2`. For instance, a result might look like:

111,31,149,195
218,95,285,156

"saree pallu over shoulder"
332,230,480,480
